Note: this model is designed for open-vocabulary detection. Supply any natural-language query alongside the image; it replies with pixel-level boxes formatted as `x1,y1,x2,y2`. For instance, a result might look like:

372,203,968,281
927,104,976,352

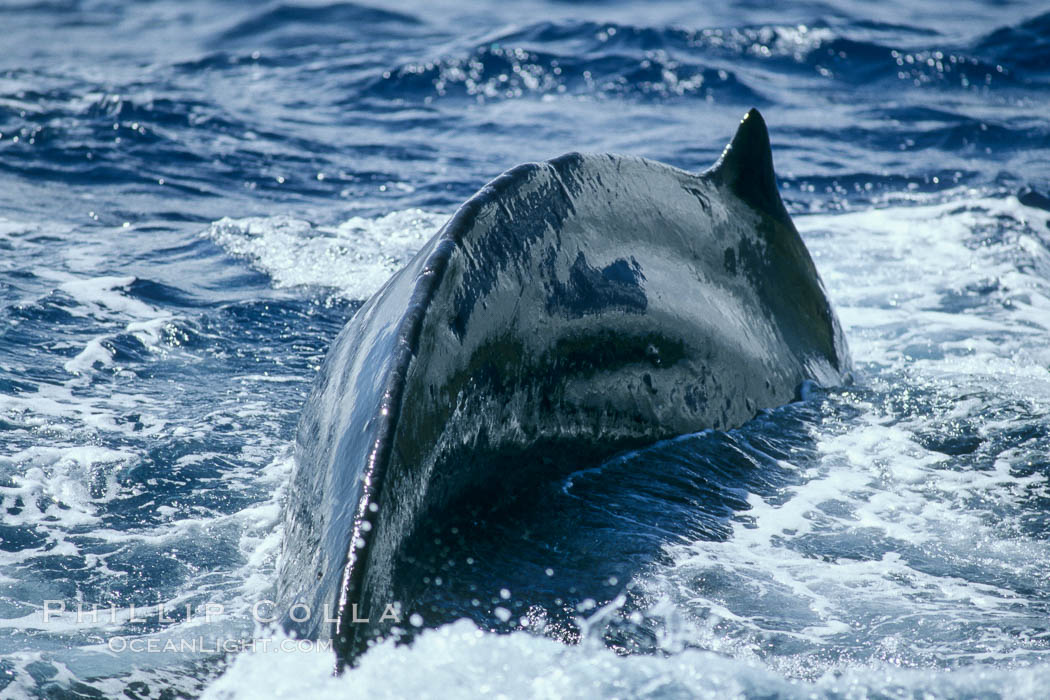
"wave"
362,16,1039,105
975,10,1050,75
212,2,423,48
2,11,1047,217
365,44,765,103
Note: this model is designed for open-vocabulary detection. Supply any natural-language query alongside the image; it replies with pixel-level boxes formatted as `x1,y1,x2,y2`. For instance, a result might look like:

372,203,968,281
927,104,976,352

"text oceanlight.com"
106,637,334,654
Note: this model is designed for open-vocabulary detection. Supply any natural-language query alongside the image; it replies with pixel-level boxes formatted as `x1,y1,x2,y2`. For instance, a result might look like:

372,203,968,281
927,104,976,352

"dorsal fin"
711,108,791,224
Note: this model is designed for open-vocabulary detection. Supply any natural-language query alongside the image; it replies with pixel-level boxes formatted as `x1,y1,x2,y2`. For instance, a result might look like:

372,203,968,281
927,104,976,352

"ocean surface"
2,0,1050,697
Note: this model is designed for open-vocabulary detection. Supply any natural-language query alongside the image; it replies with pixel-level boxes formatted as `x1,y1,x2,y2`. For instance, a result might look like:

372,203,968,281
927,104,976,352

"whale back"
276,110,850,661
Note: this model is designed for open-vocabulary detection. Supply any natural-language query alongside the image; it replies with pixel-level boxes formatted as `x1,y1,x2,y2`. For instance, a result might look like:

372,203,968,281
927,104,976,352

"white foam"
0,445,135,531
800,194,1050,371
43,275,179,376
203,619,1050,700
57,276,160,320
203,209,448,300
0,380,169,435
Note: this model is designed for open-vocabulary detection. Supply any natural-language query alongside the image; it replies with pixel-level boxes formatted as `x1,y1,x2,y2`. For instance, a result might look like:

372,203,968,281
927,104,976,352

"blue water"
2,1,1050,698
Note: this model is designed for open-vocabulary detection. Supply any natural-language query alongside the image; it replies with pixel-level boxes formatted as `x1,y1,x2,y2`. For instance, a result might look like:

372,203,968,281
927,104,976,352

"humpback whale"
275,108,850,664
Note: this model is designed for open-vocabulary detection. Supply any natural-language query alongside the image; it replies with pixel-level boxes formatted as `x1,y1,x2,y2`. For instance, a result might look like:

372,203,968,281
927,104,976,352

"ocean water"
1,0,1049,698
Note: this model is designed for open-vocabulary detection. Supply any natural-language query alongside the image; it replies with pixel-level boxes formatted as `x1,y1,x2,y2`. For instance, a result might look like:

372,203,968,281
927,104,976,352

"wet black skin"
275,108,851,666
